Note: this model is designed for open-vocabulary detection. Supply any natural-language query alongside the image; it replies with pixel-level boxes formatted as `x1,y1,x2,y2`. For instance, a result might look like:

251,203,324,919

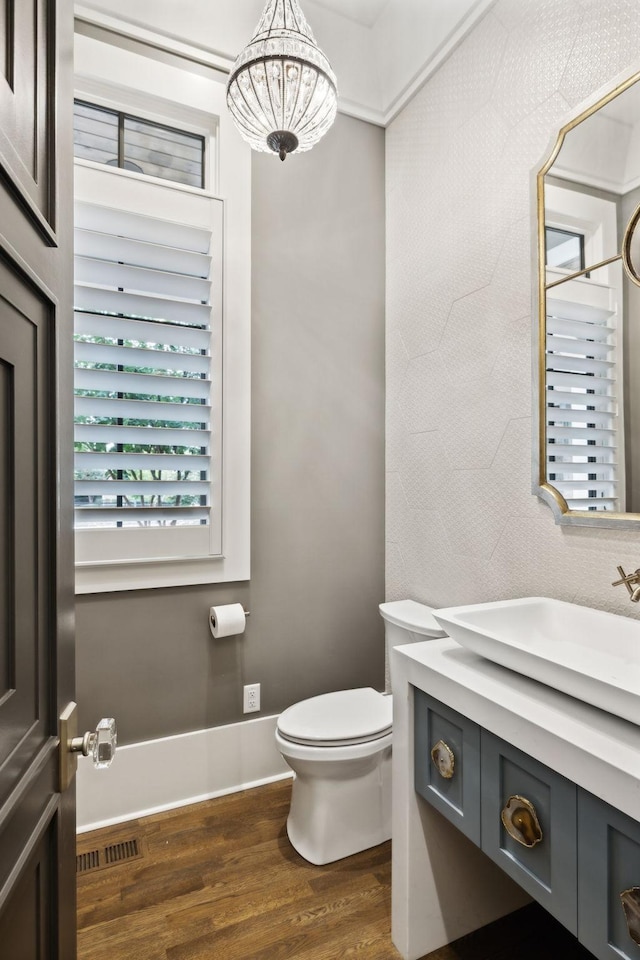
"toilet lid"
378,599,447,637
277,688,392,747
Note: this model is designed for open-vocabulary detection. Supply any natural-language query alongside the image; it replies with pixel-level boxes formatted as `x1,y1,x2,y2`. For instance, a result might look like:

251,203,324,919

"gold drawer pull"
501,795,543,847
621,887,640,945
430,739,455,779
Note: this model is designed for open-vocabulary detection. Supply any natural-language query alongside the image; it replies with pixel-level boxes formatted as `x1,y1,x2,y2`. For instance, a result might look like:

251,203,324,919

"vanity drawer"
578,790,640,960
414,688,481,844
480,731,577,932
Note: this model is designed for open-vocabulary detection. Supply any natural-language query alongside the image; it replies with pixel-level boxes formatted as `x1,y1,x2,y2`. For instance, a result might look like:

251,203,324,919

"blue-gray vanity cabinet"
578,790,640,960
414,688,481,845
480,732,578,933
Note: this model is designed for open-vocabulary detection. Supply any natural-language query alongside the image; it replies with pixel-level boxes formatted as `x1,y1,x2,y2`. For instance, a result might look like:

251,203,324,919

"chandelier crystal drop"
226,0,338,161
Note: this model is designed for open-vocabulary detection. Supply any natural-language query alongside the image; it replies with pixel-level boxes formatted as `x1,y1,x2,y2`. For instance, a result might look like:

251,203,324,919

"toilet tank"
379,599,447,692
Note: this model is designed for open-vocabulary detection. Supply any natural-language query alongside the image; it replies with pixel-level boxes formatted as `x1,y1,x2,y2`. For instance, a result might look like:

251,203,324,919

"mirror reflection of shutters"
546,283,619,512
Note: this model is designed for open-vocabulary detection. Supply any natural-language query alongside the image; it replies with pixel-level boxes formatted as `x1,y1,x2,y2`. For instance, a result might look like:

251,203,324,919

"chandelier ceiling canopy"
226,0,338,161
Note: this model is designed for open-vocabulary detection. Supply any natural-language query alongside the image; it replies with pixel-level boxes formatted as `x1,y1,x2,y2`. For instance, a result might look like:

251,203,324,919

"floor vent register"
76,839,142,874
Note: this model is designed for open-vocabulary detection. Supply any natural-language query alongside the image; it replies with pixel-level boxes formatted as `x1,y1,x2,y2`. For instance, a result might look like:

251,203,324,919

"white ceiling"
74,0,495,125
313,0,390,28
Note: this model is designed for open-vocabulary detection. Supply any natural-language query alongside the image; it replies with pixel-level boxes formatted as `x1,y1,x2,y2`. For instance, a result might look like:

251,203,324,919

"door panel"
0,0,75,956
0,796,56,957
0,0,56,236
0,273,50,783
0,354,9,695
0,2,12,88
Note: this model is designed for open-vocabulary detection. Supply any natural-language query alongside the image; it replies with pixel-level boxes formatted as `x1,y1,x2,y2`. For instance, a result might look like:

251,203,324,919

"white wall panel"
386,0,640,618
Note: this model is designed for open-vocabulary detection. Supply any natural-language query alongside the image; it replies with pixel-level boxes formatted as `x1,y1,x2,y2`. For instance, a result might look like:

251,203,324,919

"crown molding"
75,1,495,128
381,0,497,126
74,6,233,77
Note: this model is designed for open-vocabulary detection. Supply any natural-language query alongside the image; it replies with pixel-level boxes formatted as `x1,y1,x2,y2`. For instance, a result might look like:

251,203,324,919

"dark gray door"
0,1,75,958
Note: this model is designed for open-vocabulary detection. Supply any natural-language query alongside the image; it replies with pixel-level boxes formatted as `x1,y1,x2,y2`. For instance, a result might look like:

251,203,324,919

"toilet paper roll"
209,603,246,639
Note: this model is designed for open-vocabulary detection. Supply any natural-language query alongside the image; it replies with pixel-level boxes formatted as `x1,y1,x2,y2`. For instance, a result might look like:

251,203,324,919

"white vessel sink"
433,597,640,726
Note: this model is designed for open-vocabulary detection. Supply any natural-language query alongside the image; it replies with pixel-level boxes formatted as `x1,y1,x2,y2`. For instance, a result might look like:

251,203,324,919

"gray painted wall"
75,112,386,745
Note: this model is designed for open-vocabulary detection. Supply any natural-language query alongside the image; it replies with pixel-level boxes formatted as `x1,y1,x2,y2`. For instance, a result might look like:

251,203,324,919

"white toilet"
275,599,447,865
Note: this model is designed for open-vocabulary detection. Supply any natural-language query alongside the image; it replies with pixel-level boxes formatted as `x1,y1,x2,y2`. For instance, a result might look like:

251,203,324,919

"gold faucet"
612,565,640,602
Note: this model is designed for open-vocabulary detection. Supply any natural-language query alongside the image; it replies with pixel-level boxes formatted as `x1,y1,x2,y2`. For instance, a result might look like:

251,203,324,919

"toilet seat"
277,687,392,747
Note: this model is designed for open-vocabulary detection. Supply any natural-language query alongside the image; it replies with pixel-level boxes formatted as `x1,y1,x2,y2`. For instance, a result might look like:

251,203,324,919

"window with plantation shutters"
74,160,223,565
545,270,622,512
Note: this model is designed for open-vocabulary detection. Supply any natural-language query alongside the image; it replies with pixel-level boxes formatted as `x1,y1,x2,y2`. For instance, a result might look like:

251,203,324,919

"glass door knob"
70,718,117,769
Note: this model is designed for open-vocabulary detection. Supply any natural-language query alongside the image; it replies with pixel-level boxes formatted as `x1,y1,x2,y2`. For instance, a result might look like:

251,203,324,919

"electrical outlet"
243,683,260,714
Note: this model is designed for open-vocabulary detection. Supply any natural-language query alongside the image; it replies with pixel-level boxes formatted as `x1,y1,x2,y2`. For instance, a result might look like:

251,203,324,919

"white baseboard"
76,713,292,833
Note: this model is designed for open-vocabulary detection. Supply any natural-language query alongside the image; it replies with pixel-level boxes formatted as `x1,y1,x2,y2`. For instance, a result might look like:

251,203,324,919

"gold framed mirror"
535,68,640,527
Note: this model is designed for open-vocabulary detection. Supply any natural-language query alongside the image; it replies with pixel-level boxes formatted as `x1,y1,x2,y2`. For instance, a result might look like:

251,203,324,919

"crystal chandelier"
226,0,338,161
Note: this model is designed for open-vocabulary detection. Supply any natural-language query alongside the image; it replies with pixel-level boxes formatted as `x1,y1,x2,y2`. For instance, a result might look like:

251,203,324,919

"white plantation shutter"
74,162,223,564
545,276,621,512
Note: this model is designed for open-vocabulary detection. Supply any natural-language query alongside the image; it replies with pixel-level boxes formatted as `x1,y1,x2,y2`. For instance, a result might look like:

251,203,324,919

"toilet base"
284,747,392,865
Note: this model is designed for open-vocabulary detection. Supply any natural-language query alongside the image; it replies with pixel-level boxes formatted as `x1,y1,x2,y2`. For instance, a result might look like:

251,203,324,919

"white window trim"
73,25,251,594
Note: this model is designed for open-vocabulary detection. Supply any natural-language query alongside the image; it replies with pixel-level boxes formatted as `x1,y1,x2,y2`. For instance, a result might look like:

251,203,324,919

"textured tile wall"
386,0,640,619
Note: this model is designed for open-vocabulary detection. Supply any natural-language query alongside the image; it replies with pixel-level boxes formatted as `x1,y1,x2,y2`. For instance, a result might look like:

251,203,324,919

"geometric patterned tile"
386,328,410,402
502,93,573,175
492,0,584,128
490,515,582,598
385,540,410,606
398,432,452,511
440,468,510,559
491,0,532,32
490,316,533,422
560,0,640,107
439,375,513,470
489,217,533,319
386,470,409,544
489,416,540,518
396,353,448,435
386,0,640,611
440,284,513,384
386,398,412,474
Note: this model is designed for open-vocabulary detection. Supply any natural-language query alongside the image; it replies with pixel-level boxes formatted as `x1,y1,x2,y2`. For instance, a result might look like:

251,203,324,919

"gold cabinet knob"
501,795,543,847
620,887,640,945
430,739,455,779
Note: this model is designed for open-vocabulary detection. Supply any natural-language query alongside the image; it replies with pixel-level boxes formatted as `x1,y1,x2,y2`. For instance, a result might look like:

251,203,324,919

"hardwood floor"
76,778,595,960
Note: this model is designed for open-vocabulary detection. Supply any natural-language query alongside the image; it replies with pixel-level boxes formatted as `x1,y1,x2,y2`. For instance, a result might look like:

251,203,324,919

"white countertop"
394,638,640,822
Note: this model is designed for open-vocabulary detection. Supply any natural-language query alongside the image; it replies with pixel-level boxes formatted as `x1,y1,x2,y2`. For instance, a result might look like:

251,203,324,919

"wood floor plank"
165,866,390,960
77,778,596,960
77,910,171,960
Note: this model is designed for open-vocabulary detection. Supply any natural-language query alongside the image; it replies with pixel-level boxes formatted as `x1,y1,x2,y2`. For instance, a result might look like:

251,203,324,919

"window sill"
75,552,249,594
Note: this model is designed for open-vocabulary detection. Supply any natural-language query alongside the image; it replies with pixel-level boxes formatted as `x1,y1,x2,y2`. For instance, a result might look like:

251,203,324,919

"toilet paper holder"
208,604,250,639
209,608,250,622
